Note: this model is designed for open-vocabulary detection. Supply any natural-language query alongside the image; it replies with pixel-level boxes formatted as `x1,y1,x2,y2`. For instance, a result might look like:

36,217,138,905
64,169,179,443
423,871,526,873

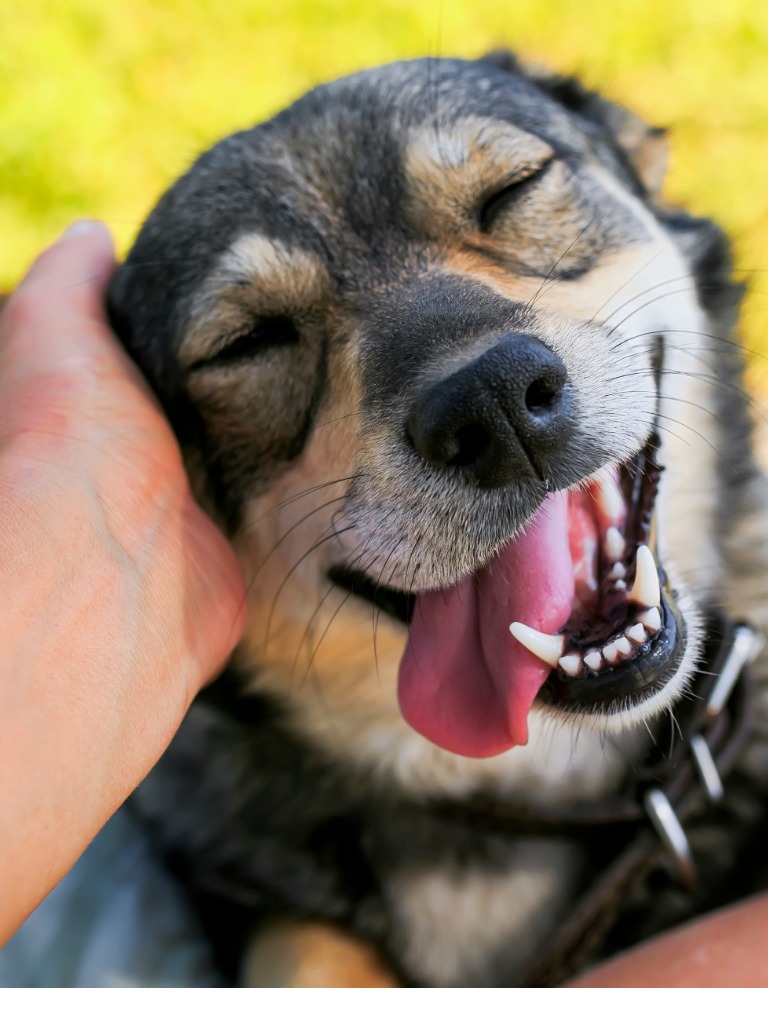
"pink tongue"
398,492,575,758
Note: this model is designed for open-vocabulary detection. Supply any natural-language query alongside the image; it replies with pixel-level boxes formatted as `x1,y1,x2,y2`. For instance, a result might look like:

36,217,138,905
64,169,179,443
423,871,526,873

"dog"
107,52,768,986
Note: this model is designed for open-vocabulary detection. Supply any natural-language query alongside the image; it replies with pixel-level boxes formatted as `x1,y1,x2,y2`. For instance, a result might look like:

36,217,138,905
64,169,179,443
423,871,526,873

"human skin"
0,222,246,943
571,893,768,987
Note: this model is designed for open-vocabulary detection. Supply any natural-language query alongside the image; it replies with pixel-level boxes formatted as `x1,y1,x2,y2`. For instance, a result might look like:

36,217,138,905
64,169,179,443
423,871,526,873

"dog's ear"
480,50,668,196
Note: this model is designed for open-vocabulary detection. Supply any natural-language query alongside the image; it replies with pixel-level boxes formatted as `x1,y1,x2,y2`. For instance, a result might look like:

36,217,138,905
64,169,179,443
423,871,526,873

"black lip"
327,564,414,624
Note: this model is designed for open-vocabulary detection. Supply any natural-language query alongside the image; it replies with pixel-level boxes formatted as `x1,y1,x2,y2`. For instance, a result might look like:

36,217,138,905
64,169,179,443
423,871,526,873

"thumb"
0,221,150,391
12,220,116,322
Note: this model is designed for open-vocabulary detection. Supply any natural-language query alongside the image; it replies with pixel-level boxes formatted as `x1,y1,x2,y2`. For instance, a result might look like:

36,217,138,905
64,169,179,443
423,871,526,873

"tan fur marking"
242,922,397,987
182,234,329,366
404,117,553,234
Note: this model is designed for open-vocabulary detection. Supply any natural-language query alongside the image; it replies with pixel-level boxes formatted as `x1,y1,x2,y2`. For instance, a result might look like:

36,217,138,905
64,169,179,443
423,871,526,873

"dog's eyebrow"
404,116,554,217
217,234,326,294
181,233,327,365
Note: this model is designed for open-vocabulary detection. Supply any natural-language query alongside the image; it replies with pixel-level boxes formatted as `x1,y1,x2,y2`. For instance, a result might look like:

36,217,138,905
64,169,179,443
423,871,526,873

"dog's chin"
330,435,700,758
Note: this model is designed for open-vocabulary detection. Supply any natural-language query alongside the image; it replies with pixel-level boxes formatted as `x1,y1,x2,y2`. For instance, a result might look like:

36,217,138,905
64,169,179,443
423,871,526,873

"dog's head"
109,56,748,776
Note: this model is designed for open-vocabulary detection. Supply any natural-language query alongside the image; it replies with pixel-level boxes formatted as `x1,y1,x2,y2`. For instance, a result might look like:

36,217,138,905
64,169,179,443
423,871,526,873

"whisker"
299,547,381,688
372,538,409,685
244,493,348,596
599,272,699,329
262,521,356,652
588,249,665,324
290,537,369,684
610,326,768,369
312,411,362,432
523,220,595,316
241,474,360,530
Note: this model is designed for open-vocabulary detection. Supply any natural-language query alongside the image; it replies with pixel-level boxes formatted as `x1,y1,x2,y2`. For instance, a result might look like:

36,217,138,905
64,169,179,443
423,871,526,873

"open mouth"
526,439,685,708
329,433,686,758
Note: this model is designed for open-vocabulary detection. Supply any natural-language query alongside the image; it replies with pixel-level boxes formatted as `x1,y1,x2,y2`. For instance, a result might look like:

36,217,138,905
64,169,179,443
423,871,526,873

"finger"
0,221,152,394
15,221,116,323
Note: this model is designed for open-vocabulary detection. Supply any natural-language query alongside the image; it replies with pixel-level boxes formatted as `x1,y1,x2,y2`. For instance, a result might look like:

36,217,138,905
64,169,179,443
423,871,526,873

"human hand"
0,221,246,940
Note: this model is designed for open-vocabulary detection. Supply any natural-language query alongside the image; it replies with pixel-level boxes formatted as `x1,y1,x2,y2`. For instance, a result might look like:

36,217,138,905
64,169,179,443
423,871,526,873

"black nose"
405,334,572,489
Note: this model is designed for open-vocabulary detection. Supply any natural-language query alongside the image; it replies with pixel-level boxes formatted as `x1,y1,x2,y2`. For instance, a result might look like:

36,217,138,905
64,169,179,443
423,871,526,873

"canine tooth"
615,636,632,657
605,527,626,561
509,623,565,667
639,607,662,633
558,654,583,677
584,650,603,672
609,561,626,580
602,642,620,664
596,476,625,524
614,580,627,591
585,651,606,675
627,623,648,645
628,545,661,608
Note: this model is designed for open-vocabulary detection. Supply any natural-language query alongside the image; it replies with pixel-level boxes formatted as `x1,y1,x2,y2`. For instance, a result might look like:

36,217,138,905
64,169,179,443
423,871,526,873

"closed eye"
477,158,554,232
189,315,300,370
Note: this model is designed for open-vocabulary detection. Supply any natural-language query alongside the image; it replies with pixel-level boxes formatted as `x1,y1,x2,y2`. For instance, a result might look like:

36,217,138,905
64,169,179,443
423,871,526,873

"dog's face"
110,57,741,785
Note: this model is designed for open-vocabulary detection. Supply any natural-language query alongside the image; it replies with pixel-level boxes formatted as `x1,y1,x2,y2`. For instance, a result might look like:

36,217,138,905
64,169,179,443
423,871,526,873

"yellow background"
4,0,768,393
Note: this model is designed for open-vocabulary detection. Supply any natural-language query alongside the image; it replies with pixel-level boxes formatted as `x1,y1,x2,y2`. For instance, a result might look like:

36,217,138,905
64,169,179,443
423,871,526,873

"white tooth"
639,607,662,633
629,545,661,608
509,622,565,667
603,642,620,664
597,475,625,524
615,636,632,657
584,650,603,672
605,527,626,561
627,623,648,645
609,561,626,580
614,580,627,591
558,654,583,677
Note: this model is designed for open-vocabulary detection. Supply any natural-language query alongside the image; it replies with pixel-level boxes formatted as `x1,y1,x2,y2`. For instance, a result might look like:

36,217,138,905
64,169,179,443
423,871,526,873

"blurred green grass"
4,0,768,394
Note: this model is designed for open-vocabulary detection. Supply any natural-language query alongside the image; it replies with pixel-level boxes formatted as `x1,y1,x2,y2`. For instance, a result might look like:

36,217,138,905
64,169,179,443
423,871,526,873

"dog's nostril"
525,375,564,413
449,424,492,468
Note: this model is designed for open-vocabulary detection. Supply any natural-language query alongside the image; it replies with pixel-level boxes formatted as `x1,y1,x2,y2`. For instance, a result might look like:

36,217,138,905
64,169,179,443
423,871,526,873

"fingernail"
62,219,107,239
